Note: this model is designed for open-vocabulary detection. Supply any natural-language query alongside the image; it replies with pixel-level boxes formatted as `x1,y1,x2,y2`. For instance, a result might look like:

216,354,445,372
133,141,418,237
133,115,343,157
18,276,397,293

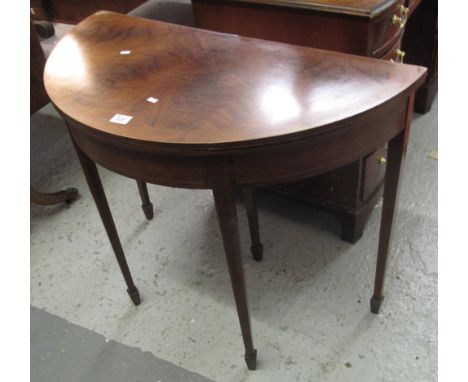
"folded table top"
44,11,426,152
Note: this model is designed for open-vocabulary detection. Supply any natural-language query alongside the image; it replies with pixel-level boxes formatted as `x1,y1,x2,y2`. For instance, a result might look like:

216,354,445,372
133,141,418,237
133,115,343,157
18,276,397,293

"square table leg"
213,184,257,370
371,95,414,314
243,188,263,262
136,180,154,220
71,138,141,306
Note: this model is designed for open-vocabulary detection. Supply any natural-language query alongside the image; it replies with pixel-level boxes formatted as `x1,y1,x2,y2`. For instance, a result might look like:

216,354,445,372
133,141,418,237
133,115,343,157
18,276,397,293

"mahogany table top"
44,11,425,152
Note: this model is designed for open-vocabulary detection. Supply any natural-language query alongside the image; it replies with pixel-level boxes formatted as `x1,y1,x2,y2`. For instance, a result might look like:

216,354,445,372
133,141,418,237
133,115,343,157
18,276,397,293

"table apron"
68,96,408,189
69,127,212,189
232,97,408,187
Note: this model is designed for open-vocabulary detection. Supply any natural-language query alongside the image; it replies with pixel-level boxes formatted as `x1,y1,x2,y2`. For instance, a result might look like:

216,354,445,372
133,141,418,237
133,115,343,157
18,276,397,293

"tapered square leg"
136,180,154,220
70,133,141,306
127,287,141,305
371,130,405,314
371,96,413,314
212,179,257,370
245,349,257,370
243,188,263,262
370,295,384,314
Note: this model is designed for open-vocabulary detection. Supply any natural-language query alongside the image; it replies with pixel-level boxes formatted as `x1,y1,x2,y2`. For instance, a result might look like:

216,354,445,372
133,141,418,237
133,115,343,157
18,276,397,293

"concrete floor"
31,306,213,382
31,4,437,381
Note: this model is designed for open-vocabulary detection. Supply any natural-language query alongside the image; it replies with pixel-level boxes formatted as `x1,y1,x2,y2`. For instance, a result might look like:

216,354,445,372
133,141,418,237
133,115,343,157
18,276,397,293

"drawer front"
370,0,408,57
280,161,361,208
381,37,405,62
193,0,370,55
362,147,387,202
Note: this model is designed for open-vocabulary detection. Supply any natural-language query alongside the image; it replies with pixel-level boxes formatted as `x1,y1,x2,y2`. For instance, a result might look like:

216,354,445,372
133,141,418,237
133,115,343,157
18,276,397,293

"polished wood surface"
193,0,406,57
191,0,427,242
44,12,426,369
45,12,424,151
222,0,397,16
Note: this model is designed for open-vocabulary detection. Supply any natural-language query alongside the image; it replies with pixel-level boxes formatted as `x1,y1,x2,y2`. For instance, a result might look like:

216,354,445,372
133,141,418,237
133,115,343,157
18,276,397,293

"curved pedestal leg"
72,140,140,306
213,185,257,370
136,180,154,220
31,186,79,205
371,115,410,314
243,188,263,261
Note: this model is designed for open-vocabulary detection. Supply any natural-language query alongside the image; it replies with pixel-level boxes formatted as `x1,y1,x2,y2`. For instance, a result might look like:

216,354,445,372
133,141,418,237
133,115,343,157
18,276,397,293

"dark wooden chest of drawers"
30,0,146,24
402,0,438,113
192,0,432,242
193,0,409,58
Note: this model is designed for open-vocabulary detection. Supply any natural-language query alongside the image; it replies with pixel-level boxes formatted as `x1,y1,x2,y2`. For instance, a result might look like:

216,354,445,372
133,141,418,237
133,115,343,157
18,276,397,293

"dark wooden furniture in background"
30,21,79,205
193,0,411,57
402,0,437,113
44,12,426,369
30,22,49,115
192,0,435,243
30,0,146,24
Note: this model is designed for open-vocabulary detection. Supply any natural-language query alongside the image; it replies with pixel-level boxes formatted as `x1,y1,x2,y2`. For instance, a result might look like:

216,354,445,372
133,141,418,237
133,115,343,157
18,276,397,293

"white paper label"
120,50,131,55
109,114,133,125
146,97,159,103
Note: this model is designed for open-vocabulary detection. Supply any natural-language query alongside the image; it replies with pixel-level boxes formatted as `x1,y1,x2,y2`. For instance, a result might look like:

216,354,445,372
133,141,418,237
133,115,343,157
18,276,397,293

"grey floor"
31,306,213,382
31,4,438,382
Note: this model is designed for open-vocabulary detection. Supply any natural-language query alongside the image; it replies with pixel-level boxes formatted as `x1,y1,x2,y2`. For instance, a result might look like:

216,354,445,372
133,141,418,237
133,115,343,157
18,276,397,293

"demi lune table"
44,11,426,370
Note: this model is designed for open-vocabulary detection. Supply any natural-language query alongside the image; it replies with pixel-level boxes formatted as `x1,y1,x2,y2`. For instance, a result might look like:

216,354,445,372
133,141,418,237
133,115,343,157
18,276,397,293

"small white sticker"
120,50,131,55
109,114,133,125
146,97,159,104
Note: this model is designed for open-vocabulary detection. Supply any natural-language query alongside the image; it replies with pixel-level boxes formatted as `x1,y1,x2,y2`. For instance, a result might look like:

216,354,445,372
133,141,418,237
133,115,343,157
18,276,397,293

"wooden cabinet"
193,1,409,55
30,0,145,24
192,0,425,242
402,0,437,113
30,21,48,114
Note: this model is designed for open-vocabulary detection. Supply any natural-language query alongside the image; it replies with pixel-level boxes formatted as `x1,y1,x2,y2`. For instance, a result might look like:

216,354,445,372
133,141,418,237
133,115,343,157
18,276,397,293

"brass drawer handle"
390,49,406,63
377,156,387,165
391,14,406,28
398,4,410,16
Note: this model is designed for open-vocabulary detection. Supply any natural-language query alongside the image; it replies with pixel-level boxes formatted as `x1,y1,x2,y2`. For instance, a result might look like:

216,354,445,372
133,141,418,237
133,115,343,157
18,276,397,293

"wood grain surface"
44,11,425,153
215,0,397,16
